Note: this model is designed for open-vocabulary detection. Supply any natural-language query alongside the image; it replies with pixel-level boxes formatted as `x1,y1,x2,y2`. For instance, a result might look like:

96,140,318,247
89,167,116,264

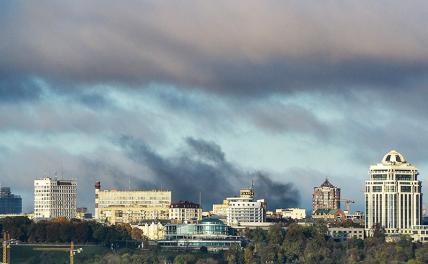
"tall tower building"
365,150,422,235
312,179,341,213
34,177,77,219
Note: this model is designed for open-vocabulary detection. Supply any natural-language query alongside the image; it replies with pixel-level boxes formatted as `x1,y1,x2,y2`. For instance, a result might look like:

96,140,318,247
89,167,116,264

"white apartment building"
223,187,266,226
227,199,266,225
169,201,202,223
34,177,77,219
276,208,306,220
95,181,171,224
365,150,423,236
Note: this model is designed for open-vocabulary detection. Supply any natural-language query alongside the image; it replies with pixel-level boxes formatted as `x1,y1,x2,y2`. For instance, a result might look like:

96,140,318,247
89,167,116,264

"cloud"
1,1,427,95
0,76,42,102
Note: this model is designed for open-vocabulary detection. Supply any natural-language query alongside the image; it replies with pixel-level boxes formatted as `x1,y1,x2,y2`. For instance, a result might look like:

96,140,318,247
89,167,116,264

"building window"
397,175,411,181
401,186,411,192
373,186,382,192
372,174,387,180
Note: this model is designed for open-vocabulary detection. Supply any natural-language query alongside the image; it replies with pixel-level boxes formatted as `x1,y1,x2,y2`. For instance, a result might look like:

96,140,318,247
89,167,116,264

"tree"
225,244,244,264
131,227,143,240
415,243,428,263
267,224,285,245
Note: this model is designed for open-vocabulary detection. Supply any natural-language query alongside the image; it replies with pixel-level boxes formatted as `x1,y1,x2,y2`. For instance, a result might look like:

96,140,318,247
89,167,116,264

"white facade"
365,150,423,236
132,222,166,240
34,177,77,219
276,208,306,220
227,199,266,225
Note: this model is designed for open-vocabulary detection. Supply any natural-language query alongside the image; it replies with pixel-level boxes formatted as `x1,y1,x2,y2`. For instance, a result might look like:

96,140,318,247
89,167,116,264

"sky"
1,1,428,213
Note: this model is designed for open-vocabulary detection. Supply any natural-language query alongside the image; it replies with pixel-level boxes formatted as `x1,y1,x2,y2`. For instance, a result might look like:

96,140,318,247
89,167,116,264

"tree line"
0,216,133,246
224,222,428,264
2,217,428,263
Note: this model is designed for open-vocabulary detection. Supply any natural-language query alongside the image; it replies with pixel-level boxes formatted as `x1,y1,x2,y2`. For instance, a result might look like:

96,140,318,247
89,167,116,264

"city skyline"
1,1,428,214
1,148,425,216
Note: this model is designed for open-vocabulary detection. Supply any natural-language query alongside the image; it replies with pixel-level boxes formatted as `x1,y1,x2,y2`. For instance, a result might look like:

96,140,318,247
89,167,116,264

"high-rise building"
365,150,422,235
0,187,22,214
34,177,77,219
95,181,171,225
312,179,341,213
169,201,202,223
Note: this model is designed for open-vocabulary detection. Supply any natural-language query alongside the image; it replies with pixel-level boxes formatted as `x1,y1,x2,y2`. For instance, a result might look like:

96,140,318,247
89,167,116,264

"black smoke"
118,136,300,210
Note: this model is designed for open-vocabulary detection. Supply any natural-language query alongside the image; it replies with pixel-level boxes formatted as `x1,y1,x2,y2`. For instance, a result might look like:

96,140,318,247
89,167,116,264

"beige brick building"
95,181,171,225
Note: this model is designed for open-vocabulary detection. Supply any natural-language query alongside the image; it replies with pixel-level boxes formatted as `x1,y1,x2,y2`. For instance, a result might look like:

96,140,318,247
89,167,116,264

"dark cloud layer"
0,76,42,102
119,136,299,209
1,1,428,96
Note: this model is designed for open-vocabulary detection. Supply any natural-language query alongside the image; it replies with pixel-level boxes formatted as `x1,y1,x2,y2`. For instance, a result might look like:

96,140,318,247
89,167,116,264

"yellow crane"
33,242,82,264
2,232,10,264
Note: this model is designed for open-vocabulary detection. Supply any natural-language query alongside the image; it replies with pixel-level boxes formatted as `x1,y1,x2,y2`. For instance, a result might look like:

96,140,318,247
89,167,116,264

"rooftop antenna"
199,191,202,208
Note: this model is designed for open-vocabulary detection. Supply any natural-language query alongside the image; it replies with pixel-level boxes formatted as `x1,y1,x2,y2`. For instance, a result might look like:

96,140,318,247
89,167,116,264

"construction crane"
33,242,82,264
2,232,10,264
340,199,355,213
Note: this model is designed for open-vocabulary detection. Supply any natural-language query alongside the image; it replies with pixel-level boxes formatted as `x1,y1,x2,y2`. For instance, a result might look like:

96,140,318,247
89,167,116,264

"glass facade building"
0,187,22,214
159,218,242,250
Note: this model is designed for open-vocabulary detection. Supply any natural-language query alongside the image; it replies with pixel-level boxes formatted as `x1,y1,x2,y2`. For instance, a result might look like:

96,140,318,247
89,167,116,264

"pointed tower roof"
320,178,336,188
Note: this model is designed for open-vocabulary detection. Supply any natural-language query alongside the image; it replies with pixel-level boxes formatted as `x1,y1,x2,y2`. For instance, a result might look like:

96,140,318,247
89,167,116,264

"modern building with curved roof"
365,150,422,237
159,218,242,250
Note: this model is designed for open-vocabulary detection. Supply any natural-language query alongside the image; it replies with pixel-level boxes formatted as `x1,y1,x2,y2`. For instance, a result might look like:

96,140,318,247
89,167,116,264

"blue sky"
1,1,428,213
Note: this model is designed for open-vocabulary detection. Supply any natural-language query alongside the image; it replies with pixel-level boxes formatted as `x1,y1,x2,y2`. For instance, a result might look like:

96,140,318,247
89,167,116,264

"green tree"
225,244,244,264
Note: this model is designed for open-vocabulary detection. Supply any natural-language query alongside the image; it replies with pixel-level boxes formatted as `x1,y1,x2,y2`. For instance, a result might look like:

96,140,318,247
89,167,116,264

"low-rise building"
328,227,365,240
212,200,229,217
169,201,202,223
158,218,242,250
312,208,346,221
276,208,306,220
76,207,93,220
132,222,166,240
346,210,365,225
95,181,171,225
410,225,428,242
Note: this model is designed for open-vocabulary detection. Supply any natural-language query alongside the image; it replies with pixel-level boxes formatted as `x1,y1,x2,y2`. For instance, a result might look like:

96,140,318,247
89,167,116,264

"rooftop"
320,178,336,188
381,150,407,165
170,200,200,208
